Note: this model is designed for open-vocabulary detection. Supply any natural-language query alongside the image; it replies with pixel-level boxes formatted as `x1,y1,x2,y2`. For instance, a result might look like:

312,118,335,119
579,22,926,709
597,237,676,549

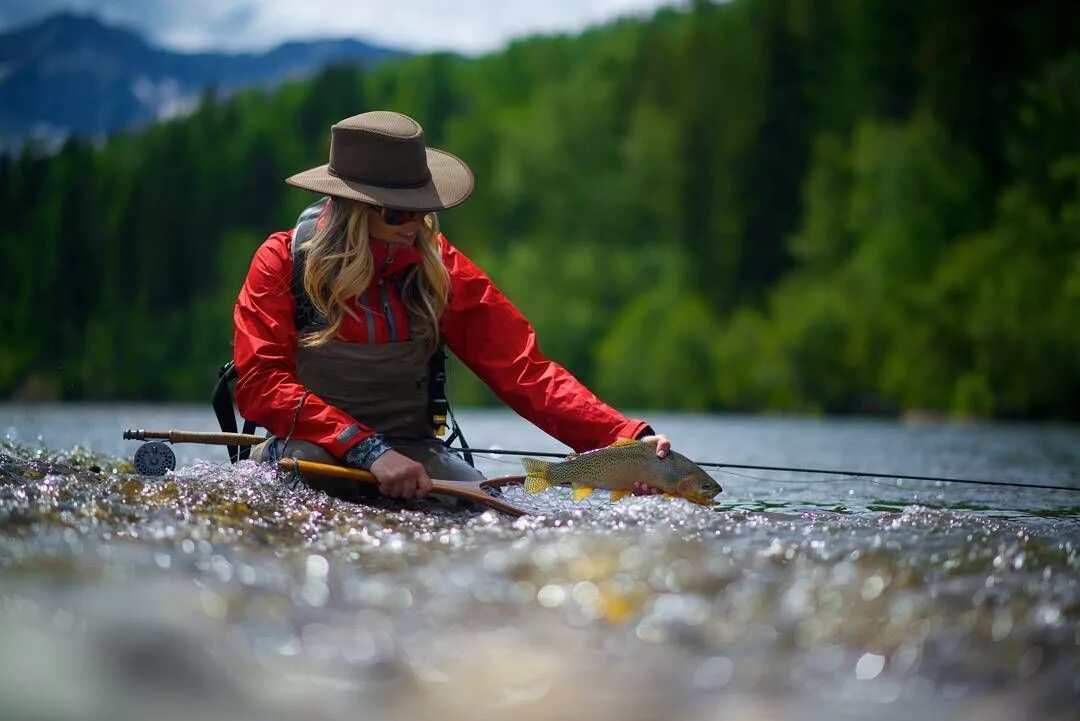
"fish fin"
525,477,553,494
521,457,554,494
663,493,678,500
571,485,595,502
610,438,639,448
521,457,554,475
609,490,631,502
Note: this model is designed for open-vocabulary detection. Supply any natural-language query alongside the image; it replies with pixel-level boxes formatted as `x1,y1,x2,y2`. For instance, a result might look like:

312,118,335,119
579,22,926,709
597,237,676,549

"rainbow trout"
521,439,722,505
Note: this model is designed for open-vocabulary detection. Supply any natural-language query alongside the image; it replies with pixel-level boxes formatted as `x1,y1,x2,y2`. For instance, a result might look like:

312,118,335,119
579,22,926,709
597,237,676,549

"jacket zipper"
379,271,399,342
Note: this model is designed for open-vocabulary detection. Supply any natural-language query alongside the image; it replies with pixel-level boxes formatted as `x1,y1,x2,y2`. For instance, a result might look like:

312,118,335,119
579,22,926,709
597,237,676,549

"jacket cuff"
343,434,393,469
634,424,656,440
610,418,652,444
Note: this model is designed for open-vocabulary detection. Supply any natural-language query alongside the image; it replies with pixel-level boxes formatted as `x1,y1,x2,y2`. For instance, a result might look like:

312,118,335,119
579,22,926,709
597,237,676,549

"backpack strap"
211,360,260,462
291,196,331,333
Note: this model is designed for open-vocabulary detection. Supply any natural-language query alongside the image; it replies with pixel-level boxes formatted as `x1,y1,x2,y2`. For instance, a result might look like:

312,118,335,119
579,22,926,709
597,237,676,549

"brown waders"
250,323,482,501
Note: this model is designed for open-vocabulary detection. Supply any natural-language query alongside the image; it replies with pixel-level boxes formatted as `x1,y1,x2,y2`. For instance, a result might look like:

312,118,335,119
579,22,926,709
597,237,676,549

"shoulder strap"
292,196,331,332
212,360,261,463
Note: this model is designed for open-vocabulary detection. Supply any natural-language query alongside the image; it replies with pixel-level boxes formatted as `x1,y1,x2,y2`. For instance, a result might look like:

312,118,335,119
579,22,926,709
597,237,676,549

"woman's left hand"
638,434,671,458
633,434,671,495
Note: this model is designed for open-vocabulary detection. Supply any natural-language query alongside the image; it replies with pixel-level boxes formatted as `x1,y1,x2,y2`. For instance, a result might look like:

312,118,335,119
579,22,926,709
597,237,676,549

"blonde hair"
299,198,449,349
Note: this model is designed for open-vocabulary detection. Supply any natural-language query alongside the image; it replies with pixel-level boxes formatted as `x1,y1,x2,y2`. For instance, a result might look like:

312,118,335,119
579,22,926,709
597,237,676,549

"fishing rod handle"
278,458,377,484
122,429,267,446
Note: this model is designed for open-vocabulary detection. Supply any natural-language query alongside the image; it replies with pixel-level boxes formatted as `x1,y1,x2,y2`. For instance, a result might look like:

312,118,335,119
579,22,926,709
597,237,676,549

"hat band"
326,164,433,190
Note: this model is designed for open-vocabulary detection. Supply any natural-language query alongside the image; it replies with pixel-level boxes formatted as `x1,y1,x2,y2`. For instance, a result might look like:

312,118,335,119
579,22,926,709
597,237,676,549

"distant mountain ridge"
0,12,411,152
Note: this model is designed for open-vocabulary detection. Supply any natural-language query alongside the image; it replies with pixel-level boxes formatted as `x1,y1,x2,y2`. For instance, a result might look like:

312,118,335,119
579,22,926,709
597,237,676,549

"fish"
521,439,723,505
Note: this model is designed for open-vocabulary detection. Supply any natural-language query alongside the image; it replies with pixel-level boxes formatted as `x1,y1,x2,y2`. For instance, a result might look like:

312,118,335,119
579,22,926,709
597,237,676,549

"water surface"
2,405,1078,720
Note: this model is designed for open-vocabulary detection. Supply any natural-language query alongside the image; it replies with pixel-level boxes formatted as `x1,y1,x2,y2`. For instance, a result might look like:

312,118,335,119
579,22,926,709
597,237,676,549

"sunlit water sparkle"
1,405,1078,720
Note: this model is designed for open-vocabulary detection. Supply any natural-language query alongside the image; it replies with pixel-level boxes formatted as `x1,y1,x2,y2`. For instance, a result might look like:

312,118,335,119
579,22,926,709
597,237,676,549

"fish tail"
522,457,554,494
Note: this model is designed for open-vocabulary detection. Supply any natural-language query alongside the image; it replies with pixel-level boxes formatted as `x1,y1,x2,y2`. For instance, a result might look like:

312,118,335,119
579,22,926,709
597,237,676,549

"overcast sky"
0,0,685,55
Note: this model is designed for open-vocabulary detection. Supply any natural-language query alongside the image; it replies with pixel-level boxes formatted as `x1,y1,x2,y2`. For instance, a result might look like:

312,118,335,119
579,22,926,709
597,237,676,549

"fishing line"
452,447,1080,493
712,467,933,493
710,467,845,487
466,451,524,467
650,466,908,498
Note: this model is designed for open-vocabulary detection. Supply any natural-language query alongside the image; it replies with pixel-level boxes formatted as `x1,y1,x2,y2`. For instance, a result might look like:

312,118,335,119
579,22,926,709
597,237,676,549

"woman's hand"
638,434,671,458
633,434,671,495
369,450,432,499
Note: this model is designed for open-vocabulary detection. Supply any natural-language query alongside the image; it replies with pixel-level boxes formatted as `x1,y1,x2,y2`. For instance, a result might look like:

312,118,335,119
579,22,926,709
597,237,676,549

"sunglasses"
375,206,425,226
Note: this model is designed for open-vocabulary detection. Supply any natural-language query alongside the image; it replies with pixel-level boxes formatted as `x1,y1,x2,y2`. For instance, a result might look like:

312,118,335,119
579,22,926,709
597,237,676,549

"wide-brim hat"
285,111,474,212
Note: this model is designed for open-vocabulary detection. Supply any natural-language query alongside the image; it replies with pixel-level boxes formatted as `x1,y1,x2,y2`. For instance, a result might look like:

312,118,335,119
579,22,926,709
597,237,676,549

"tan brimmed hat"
285,111,474,211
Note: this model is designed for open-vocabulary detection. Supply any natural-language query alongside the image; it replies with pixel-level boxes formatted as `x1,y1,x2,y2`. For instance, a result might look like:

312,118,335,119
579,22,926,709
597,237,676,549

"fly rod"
123,429,265,445
122,428,266,475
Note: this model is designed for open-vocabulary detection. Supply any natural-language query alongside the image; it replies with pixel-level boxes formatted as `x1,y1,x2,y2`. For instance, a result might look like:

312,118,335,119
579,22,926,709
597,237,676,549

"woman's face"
368,206,424,246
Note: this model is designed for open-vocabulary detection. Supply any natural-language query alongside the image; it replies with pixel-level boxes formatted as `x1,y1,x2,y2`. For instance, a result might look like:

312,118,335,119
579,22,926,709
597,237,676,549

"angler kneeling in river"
233,111,670,501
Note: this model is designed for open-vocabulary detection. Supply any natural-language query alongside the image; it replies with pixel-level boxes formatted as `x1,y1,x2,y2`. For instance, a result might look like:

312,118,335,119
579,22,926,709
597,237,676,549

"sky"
0,0,685,55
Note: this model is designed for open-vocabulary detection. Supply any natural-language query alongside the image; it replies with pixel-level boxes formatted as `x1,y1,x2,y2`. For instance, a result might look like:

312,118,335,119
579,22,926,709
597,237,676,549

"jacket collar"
369,237,422,278
313,200,423,278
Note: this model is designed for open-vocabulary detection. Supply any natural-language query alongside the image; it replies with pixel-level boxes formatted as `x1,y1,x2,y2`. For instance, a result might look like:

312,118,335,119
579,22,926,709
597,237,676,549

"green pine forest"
2,0,1079,418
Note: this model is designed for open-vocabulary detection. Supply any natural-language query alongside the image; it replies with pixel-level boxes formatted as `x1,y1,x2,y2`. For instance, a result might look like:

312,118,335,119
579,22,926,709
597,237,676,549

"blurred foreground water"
1,404,1078,721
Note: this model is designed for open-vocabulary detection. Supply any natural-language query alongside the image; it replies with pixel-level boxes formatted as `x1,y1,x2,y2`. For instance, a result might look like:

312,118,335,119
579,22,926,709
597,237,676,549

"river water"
1,404,1078,720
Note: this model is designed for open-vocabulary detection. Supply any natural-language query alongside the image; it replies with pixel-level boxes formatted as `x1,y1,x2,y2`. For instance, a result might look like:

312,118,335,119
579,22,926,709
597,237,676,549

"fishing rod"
458,447,1080,494
121,429,1079,493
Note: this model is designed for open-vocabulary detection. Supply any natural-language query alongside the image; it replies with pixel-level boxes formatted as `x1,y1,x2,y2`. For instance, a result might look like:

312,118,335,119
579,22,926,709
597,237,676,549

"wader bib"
298,331,433,443
251,300,483,498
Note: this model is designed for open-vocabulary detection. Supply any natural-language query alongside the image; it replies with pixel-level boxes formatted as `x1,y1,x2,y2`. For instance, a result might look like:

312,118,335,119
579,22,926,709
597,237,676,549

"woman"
234,110,669,501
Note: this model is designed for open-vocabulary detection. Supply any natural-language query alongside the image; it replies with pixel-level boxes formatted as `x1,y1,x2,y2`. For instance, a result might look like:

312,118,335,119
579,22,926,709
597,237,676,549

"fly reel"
123,428,267,476
133,441,177,476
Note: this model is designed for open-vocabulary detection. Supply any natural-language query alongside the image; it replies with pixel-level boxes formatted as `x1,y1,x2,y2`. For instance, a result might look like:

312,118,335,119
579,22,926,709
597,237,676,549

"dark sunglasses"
375,206,425,226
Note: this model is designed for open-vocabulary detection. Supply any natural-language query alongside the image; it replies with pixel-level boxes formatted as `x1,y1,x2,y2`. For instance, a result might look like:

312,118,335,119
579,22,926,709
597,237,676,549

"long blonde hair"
299,198,449,349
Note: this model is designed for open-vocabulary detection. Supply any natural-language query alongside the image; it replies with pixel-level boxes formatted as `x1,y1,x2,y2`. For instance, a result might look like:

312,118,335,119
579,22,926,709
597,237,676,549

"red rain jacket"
233,227,649,459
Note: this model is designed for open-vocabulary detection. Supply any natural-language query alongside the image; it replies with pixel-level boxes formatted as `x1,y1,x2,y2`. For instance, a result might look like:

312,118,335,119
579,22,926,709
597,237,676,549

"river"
1,404,1078,720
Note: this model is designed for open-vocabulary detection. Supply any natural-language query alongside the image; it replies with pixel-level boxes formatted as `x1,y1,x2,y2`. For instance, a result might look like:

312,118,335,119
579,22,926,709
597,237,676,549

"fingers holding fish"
632,480,664,496
636,434,671,458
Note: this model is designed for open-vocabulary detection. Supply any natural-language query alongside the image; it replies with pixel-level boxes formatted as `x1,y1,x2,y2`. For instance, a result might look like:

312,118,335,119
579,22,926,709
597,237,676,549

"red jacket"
233,226,649,459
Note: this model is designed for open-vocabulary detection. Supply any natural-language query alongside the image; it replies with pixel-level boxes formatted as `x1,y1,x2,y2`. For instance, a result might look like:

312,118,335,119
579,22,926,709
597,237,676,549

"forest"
2,0,1078,418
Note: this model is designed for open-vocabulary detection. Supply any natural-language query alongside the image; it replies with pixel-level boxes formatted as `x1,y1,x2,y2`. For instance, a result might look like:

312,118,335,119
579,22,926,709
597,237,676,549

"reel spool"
133,441,177,476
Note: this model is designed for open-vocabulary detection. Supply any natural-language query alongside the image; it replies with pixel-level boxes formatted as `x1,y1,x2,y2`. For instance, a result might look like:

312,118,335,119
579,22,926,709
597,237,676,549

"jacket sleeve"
438,235,650,452
232,231,374,458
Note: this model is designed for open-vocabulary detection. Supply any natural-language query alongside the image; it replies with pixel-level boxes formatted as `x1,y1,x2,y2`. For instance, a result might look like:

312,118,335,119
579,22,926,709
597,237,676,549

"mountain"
0,12,411,153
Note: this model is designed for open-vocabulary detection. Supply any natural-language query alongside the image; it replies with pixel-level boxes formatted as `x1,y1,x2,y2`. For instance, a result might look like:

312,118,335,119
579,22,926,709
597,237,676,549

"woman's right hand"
369,450,432,499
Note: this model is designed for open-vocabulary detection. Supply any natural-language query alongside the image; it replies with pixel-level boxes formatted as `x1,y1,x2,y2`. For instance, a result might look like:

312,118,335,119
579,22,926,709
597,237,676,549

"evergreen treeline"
2,0,1079,418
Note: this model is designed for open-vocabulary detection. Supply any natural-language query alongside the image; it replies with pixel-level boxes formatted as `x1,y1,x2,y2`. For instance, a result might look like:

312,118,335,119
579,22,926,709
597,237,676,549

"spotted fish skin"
521,439,722,505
